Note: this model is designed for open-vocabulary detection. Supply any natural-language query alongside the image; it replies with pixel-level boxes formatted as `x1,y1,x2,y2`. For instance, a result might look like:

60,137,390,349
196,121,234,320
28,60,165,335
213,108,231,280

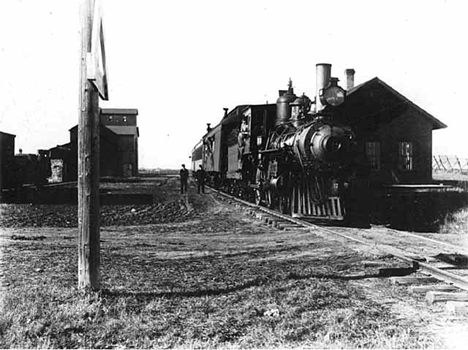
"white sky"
1,0,467,169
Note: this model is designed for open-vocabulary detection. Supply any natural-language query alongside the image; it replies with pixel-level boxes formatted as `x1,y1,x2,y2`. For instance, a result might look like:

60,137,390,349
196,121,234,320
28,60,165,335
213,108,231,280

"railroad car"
191,140,203,172
2,151,51,190
192,63,369,226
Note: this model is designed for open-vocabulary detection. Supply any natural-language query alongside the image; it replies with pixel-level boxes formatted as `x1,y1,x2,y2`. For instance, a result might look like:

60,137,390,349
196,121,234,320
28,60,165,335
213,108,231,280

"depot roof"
347,77,447,130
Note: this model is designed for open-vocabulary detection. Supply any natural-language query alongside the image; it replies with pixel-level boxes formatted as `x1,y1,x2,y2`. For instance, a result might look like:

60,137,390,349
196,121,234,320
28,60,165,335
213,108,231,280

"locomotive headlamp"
319,77,346,107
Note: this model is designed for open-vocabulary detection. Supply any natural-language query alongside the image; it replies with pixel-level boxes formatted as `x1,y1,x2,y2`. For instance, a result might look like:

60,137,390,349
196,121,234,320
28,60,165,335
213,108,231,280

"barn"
341,73,447,186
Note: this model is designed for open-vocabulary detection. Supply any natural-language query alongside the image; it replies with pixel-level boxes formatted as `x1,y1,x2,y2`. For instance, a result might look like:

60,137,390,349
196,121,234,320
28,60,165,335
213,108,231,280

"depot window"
365,141,380,171
398,142,413,170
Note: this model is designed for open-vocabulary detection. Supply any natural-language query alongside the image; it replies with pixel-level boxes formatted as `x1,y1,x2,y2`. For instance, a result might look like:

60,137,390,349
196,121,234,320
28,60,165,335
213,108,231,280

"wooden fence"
433,155,468,172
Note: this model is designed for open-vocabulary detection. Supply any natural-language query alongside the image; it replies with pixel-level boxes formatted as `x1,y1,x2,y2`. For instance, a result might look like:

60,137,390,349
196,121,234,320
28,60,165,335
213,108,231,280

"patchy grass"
433,169,468,235
433,170,468,182
0,222,443,349
440,207,468,234
387,190,468,232
0,278,438,349
0,179,451,348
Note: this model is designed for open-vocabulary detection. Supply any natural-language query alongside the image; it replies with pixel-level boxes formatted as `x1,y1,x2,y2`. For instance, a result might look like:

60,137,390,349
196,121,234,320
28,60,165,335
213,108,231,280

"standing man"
195,165,207,194
180,164,189,194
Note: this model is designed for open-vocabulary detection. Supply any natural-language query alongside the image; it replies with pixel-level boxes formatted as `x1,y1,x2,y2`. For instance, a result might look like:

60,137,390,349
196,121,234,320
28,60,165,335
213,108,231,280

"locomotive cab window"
365,141,380,171
398,142,413,171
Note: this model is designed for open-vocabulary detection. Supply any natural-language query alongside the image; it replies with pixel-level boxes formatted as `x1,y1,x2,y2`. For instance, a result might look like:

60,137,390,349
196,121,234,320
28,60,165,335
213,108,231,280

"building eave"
348,77,447,130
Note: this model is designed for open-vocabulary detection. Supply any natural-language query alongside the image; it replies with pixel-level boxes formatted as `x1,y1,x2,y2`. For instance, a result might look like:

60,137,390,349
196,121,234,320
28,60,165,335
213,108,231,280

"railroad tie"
409,284,458,294
426,291,468,304
446,301,468,315
390,276,438,285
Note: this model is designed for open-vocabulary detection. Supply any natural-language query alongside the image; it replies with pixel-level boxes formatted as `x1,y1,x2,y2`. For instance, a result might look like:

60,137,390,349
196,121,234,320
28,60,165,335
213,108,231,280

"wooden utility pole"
78,0,101,290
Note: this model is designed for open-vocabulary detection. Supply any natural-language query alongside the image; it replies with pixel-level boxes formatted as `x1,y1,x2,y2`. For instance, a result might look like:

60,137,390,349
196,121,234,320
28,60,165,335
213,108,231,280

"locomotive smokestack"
315,63,332,112
223,108,228,118
344,68,355,90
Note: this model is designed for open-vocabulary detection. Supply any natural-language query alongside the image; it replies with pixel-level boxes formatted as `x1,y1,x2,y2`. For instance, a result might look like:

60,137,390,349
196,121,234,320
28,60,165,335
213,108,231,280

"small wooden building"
0,131,16,189
342,77,447,186
47,144,72,182
68,124,121,179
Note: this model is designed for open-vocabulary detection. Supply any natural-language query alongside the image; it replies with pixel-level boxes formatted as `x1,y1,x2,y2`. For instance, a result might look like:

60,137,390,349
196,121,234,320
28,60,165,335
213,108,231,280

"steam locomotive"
192,63,368,225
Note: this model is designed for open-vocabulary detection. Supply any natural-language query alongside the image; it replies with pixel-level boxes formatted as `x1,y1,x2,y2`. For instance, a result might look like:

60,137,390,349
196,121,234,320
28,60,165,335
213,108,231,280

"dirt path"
1,180,468,348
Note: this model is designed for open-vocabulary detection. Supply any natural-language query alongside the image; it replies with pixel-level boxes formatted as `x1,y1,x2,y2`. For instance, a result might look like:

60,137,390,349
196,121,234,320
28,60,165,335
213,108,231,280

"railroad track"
208,186,468,306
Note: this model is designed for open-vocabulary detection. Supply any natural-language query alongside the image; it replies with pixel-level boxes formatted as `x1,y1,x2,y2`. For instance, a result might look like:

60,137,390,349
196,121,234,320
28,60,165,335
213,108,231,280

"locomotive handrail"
259,149,282,155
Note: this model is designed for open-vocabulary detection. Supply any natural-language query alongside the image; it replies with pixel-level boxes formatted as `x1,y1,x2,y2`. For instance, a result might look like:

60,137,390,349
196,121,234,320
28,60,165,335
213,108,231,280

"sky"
1,0,467,169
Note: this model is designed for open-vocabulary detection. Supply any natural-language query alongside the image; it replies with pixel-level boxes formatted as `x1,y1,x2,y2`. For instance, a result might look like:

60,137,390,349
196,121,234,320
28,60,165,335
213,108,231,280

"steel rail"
208,186,468,292
381,227,468,255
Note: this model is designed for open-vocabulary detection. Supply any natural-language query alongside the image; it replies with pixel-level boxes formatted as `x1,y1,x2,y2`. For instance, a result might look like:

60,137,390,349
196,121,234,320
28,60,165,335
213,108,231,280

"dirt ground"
1,177,468,348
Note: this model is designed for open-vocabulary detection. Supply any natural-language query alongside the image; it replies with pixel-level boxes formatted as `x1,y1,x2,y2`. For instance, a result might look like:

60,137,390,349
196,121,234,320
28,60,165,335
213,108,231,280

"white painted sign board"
86,0,109,100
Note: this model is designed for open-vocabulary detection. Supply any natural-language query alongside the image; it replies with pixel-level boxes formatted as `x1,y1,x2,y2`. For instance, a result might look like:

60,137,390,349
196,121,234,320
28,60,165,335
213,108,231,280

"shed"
68,124,121,179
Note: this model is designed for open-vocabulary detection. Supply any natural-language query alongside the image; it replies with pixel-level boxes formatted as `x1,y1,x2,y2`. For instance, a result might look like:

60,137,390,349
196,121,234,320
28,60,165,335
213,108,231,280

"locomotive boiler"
193,63,367,225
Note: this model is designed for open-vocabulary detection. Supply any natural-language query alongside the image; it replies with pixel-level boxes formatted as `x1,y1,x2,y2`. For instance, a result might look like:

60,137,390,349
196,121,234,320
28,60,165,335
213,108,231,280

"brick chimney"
344,69,355,90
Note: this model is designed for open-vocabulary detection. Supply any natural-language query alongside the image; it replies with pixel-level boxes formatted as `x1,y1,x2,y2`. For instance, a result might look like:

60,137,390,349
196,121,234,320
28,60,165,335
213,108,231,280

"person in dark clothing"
195,165,207,194
180,164,189,194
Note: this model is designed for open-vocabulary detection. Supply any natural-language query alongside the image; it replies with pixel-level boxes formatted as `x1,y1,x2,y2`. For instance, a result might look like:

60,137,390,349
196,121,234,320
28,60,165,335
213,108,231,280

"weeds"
0,178,449,348
1,239,442,349
440,208,468,234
